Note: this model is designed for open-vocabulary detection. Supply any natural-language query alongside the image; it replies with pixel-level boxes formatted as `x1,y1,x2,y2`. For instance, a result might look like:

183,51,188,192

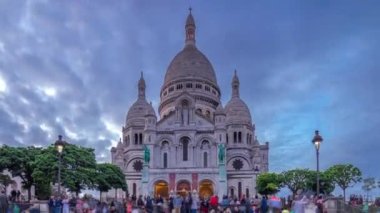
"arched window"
182,99,189,107
203,152,208,168
134,134,138,145
230,188,234,197
246,188,250,199
234,132,237,143
139,133,143,144
163,153,168,168
162,141,169,148
201,140,209,149
181,137,189,161
238,132,242,143
133,183,137,196
226,133,229,144
246,133,249,144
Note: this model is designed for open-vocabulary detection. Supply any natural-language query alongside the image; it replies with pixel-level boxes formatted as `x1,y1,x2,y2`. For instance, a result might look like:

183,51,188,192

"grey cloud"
0,1,379,188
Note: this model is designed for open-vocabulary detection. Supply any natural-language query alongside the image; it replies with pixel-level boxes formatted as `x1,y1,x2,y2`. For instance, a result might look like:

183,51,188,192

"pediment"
156,110,215,130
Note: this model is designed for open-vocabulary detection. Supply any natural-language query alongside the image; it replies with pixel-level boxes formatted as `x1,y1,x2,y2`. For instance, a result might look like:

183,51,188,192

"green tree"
0,145,42,200
33,144,97,196
0,173,16,194
305,171,335,195
282,169,311,197
326,164,362,202
362,177,376,202
95,163,127,200
257,172,283,195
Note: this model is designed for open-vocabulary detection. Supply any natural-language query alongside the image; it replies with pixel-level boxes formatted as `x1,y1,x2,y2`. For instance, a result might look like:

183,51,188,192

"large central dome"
158,11,221,117
164,45,217,85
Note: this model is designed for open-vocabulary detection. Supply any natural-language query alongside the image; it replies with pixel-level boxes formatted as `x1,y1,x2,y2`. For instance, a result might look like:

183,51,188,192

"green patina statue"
218,144,225,163
144,145,150,163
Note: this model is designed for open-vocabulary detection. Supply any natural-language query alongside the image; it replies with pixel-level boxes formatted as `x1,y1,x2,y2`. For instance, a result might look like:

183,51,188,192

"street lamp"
312,130,323,196
55,135,67,196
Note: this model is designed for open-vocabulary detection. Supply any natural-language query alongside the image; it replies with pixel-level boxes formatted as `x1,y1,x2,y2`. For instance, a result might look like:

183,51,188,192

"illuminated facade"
111,11,269,198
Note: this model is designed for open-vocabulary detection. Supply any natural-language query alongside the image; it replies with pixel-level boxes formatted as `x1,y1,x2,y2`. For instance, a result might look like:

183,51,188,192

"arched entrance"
199,180,214,198
176,180,191,197
154,180,169,198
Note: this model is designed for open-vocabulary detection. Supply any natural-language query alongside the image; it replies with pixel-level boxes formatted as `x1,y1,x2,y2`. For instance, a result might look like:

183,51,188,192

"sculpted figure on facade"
143,145,150,164
218,144,225,164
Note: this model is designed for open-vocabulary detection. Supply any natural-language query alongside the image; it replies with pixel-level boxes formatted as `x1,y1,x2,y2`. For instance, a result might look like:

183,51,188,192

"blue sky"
0,1,379,196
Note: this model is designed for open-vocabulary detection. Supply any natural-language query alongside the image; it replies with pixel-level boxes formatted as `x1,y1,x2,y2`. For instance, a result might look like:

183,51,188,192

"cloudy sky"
0,1,379,194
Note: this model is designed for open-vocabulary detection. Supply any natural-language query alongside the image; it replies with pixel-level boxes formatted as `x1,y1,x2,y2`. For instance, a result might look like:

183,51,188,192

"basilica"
111,11,269,199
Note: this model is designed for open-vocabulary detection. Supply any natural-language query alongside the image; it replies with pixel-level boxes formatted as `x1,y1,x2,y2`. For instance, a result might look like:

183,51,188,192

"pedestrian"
173,194,182,213
54,196,63,213
260,196,268,213
183,192,192,213
62,195,70,213
75,197,83,213
316,195,323,213
190,192,198,213
95,201,102,213
48,196,54,213
126,199,132,213
145,196,153,213
168,195,174,213
137,195,144,210
0,190,9,213
199,197,209,213
109,201,117,213
209,194,218,212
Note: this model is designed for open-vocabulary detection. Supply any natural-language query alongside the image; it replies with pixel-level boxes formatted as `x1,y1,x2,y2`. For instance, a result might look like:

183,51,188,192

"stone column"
141,163,149,196
218,145,227,198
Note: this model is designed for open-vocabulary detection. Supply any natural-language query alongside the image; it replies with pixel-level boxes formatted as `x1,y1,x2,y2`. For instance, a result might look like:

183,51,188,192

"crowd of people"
120,192,325,213
2,189,380,213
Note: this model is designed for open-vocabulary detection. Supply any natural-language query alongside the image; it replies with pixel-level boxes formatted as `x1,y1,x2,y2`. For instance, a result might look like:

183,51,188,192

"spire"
232,70,240,98
185,8,196,46
138,71,146,99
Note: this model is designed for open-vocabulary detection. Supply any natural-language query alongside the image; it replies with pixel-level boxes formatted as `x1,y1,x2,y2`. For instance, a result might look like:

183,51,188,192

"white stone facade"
111,11,269,199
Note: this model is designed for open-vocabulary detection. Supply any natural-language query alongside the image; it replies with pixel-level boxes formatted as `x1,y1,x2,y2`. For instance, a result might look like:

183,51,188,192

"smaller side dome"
225,70,253,126
125,72,156,127
225,98,252,125
126,99,155,126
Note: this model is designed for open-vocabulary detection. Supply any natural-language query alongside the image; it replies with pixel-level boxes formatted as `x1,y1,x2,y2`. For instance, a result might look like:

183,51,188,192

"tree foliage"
305,171,335,195
281,169,311,196
257,172,283,195
0,145,42,200
326,164,362,201
95,163,127,198
32,144,97,196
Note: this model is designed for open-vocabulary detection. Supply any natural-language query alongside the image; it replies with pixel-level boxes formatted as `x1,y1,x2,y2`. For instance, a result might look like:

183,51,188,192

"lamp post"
55,135,66,196
312,130,323,196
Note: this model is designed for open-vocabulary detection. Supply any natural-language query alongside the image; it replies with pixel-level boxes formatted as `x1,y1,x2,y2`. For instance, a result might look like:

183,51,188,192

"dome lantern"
232,69,240,98
138,72,146,99
185,7,196,46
